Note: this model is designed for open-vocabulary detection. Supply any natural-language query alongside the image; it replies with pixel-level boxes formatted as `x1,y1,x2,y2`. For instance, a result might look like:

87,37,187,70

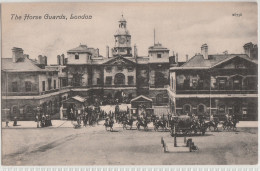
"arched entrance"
183,104,192,114
11,105,20,119
114,73,125,85
115,91,123,103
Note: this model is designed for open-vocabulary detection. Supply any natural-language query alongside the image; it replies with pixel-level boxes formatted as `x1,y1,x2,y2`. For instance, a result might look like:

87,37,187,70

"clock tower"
112,15,132,57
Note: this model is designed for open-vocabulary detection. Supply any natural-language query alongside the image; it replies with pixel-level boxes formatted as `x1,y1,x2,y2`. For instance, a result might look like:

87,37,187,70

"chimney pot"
12,47,24,62
106,46,109,58
201,43,208,59
57,55,61,65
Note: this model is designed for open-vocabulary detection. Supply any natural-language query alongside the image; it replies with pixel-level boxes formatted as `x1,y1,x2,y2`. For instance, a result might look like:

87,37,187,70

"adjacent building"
168,43,258,120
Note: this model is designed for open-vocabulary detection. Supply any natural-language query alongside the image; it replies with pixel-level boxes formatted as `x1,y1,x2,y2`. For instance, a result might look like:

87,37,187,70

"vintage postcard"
1,2,258,166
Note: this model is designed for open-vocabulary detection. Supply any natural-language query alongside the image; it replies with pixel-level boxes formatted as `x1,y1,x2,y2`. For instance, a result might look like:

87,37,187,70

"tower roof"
119,14,126,22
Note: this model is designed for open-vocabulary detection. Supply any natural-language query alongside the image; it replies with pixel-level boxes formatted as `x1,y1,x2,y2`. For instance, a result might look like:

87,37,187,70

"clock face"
119,37,126,44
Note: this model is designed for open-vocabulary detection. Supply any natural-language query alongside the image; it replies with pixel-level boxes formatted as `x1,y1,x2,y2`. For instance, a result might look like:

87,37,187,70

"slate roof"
173,53,258,70
67,45,93,53
2,58,51,72
148,43,169,51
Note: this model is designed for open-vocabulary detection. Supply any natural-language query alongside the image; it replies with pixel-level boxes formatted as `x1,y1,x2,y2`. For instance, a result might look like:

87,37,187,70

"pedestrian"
13,116,18,126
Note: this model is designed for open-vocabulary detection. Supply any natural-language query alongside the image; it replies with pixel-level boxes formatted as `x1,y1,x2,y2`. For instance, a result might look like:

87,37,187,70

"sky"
1,2,258,64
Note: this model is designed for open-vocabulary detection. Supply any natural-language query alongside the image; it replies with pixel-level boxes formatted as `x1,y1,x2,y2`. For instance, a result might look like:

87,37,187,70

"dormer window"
157,54,162,58
75,53,79,60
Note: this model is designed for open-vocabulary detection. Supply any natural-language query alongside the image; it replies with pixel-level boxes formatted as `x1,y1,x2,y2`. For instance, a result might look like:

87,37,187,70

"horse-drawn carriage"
169,115,207,136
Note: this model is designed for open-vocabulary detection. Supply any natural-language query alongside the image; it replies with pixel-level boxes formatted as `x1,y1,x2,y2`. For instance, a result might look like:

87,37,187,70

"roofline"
170,67,210,70
210,54,258,68
130,95,153,102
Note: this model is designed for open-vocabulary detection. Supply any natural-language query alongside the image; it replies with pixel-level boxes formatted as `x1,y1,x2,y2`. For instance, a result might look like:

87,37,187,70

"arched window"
197,104,206,114
114,73,125,85
11,105,20,117
25,105,33,114
183,104,192,114
156,94,163,105
218,104,226,114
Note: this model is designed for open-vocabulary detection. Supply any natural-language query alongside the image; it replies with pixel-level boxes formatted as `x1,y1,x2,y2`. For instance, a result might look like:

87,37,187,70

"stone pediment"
103,56,136,66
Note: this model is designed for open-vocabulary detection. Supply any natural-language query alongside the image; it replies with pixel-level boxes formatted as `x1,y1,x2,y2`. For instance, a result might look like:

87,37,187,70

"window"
198,104,206,113
218,105,226,114
218,78,227,90
157,54,162,58
12,82,18,92
97,78,101,85
114,73,125,85
42,81,45,91
120,49,125,52
25,81,32,92
171,78,173,89
128,76,134,85
106,67,112,73
156,94,164,105
75,53,79,60
105,76,112,85
48,78,52,90
54,80,56,89
127,66,133,72
62,79,67,87
183,104,192,113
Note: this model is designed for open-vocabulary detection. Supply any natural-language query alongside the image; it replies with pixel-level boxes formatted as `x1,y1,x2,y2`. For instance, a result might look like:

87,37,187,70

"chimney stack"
97,48,99,57
134,44,138,58
186,54,189,62
12,47,24,62
106,46,109,58
201,44,208,59
61,54,65,65
43,56,47,66
172,51,175,63
176,53,178,63
57,55,61,65
169,51,176,66
38,55,47,66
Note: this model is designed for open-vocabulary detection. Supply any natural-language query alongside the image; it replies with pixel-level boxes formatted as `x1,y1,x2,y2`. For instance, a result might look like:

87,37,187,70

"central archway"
114,73,125,85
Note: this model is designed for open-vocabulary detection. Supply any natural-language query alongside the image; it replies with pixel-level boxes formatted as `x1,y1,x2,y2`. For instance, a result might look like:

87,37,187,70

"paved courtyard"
2,121,258,165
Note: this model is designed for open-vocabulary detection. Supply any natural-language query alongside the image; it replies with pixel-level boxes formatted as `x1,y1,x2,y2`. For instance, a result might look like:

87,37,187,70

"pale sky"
1,2,258,64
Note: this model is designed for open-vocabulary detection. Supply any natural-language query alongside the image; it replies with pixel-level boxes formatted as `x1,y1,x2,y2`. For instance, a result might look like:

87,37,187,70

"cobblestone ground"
2,121,258,165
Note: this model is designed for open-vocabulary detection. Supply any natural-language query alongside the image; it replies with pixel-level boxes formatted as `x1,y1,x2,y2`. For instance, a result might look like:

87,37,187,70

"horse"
104,118,114,131
153,119,167,131
222,118,239,131
205,120,219,131
136,118,148,131
122,118,134,130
